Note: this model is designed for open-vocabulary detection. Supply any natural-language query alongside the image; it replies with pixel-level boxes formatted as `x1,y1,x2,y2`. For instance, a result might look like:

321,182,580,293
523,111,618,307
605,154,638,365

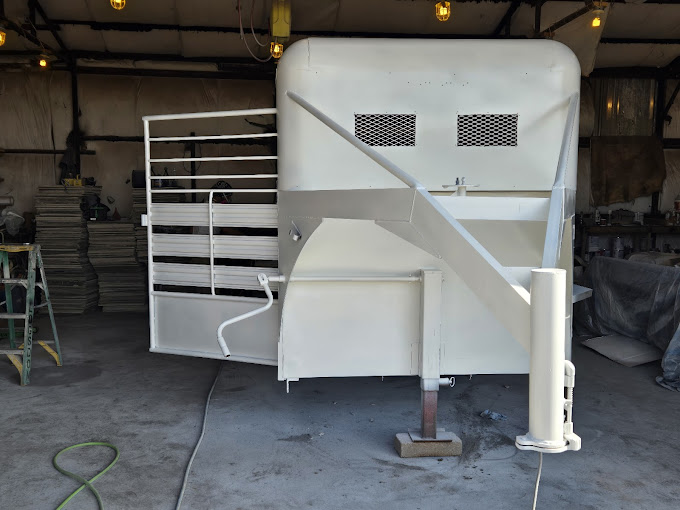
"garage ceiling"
0,0,679,77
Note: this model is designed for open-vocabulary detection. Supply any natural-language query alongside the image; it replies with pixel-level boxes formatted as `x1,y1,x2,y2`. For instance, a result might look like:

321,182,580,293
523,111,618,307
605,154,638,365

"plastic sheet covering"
579,79,595,138
659,150,680,212
0,72,274,215
575,256,680,390
664,79,680,139
590,136,666,206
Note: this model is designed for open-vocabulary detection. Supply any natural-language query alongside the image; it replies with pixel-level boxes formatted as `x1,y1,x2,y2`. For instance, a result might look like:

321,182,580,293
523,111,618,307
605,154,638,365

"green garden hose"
52,442,120,510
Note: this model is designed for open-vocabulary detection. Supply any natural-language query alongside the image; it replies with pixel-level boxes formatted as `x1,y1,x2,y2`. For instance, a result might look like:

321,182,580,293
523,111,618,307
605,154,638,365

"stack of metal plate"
131,188,147,263
87,221,148,312
34,185,101,314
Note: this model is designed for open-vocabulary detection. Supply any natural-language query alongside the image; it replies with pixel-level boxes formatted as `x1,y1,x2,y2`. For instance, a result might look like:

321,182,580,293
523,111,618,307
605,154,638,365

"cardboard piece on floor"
582,335,663,367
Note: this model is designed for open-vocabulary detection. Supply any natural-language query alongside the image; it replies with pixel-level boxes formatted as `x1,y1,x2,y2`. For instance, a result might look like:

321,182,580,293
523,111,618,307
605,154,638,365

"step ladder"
0,244,61,385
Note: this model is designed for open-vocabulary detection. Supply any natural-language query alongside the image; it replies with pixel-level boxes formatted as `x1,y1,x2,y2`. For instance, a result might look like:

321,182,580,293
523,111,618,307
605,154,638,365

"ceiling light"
0,30,6,47
38,57,48,68
270,41,284,59
435,1,451,22
591,2,604,28
110,0,126,10
592,13,602,28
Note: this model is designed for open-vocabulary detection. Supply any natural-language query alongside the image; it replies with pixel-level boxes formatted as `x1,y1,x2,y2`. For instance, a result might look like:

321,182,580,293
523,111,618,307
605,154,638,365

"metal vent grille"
457,114,518,147
355,114,416,147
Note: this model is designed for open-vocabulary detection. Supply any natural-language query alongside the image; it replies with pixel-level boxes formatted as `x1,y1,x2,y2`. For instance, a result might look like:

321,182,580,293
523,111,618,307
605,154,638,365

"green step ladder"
0,244,61,385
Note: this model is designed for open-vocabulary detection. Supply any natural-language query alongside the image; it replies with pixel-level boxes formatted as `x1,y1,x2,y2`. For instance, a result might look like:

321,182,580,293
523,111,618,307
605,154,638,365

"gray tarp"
574,256,680,390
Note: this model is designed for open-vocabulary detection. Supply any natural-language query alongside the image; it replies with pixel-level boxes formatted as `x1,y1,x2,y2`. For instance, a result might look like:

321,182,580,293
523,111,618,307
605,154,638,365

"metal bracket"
408,428,457,443
289,221,301,242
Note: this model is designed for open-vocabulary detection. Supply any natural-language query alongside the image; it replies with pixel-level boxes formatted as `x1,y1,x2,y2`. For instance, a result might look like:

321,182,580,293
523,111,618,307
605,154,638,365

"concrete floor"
1,312,678,509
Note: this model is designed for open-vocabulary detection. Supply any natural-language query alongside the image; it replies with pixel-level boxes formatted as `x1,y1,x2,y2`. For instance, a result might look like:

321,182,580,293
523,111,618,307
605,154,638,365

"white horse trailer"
143,38,585,456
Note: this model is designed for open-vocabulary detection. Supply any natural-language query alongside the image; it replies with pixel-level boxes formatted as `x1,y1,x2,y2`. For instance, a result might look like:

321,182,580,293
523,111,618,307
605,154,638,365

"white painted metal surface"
277,39,580,193
151,292,279,364
217,273,276,358
420,270,443,383
143,108,278,361
149,203,278,228
151,234,278,260
143,38,581,453
152,263,279,290
516,269,581,453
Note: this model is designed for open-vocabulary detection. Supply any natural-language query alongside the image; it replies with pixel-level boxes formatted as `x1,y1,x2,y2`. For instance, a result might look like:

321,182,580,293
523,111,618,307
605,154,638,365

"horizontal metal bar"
601,38,680,45
149,203,278,228
143,108,277,122
0,279,44,289
149,174,277,180
288,275,420,282
0,349,23,355
153,263,279,290
76,66,274,81
151,290,276,303
71,50,271,64
150,188,277,193
149,133,278,142
82,134,274,145
0,148,96,155
149,346,277,366
151,234,278,260
83,135,142,142
573,284,592,304
149,155,277,163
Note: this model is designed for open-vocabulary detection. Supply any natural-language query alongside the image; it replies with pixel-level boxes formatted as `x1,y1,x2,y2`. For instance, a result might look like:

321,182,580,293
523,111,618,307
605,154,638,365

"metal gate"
142,108,280,364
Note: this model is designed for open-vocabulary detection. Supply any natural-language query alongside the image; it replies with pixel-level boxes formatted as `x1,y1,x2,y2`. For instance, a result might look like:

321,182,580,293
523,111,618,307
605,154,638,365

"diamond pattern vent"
354,114,416,147
457,114,518,147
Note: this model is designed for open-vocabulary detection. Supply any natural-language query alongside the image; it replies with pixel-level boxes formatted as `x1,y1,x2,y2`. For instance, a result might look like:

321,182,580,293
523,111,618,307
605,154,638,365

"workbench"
579,224,680,260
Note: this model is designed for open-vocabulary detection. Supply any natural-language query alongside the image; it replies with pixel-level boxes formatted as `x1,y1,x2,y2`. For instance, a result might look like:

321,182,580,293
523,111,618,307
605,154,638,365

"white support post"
420,270,442,382
420,270,443,439
395,269,461,456
143,119,156,350
516,268,580,453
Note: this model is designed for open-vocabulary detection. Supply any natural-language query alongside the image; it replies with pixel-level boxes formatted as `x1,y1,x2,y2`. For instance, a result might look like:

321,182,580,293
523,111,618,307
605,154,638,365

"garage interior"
1,1,680,509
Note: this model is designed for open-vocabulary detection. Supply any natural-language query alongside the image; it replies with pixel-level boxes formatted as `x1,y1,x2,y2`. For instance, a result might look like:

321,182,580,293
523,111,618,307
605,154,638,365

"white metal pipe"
151,290,278,302
216,273,274,357
143,119,157,349
208,190,215,295
542,94,579,269
150,189,277,193
149,133,278,142
551,94,579,191
157,274,420,286
143,108,277,122
439,377,455,387
562,360,581,450
526,268,567,450
149,156,278,163
149,174,277,180
287,275,420,282
286,91,423,190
